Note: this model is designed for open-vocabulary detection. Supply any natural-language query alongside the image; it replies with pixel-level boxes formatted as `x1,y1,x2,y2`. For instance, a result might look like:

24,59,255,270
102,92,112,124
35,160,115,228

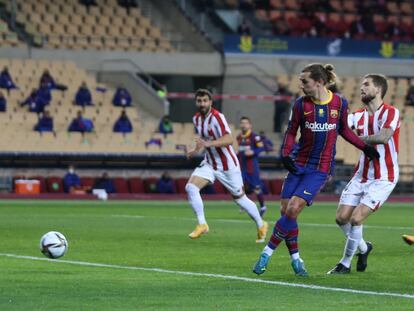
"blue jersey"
237,130,264,174
281,91,365,174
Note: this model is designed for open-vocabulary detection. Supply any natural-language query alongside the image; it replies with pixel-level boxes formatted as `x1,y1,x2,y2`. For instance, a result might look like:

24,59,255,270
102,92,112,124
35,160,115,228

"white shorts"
339,177,397,211
191,161,244,197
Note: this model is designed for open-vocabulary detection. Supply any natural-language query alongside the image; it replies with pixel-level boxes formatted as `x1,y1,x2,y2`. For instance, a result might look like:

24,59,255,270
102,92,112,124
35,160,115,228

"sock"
285,223,299,260
263,245,274,256
185,183,206,225
358,225,368,254
339,222,351,237
291,252,300,261
338,222,367,253
235,195,263,228
256,190,265,208
267,215,297,254
340,225,362,268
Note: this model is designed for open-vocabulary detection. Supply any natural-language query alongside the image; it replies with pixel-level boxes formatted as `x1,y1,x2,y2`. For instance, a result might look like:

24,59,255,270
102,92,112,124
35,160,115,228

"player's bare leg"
328,204,373,274
186,176,210,239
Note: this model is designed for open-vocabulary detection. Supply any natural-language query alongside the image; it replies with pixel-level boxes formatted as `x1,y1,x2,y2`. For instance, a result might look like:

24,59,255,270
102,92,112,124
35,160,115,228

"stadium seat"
129,178,144,193
213,181,227,194
80,177,95,189
143,177,158,193
175,177,188,194
46,176,64,193
269,179,284,195
113,177,130,193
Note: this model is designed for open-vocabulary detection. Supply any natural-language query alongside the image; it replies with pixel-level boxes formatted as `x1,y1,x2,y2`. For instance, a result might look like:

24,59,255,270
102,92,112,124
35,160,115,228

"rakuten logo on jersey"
305,121,337,132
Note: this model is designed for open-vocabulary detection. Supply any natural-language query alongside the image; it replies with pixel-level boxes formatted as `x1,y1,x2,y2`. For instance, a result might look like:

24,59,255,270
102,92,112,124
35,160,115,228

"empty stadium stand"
3,0,174,52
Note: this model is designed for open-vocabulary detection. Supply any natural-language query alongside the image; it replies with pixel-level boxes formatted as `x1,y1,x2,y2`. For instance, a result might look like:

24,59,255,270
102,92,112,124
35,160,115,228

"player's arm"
245,136,265,157
339,100,379,160
187,136,204,158
280,100,301,158
360,108,399,145
359,127,394,145
197,133,233,148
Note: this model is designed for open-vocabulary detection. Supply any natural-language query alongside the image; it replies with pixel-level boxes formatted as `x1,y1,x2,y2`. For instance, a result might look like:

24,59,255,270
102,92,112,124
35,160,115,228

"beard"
361,93,375,104
198,106,211,115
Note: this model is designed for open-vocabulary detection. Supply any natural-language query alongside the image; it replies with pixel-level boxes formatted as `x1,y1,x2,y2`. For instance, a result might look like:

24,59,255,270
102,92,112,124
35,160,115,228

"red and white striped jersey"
348,103,400,183
193,108,239,171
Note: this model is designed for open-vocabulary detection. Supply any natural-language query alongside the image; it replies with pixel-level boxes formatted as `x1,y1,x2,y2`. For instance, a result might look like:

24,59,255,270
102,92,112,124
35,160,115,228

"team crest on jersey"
330,109,338,118
318,108,324,117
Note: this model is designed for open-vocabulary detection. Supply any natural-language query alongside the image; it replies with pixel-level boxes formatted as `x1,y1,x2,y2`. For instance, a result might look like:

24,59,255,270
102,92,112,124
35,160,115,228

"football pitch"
0,200,413,310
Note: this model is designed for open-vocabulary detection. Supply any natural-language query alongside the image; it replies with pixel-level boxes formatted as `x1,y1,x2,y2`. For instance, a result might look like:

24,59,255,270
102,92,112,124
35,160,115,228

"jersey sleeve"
213,112,231,137
280,98,301,157
382,107,399,131
338,98,366,151
252,134,265,156
192,114,199,135
347,113,356,130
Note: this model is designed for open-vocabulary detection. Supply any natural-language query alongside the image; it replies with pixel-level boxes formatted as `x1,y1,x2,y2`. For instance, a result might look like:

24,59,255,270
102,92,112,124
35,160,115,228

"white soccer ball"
39,231,68,259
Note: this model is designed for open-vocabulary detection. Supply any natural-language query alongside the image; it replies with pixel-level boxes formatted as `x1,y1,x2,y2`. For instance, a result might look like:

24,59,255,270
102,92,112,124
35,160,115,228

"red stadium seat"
29,176,47,193
113,177,130,193
269,179,284,195
143,177,158,193
129,178,144,193
47,176,64,193
262,179,270,195
175,177,188,194
80,177,95,188
213,181,227,194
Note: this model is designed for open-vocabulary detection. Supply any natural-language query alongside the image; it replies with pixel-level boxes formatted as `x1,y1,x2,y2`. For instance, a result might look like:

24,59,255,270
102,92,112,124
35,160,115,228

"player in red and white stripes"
185,89,268,242
328,74,400,274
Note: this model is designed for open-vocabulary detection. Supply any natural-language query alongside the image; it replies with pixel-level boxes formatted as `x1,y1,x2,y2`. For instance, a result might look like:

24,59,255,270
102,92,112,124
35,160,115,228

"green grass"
0,200,413,310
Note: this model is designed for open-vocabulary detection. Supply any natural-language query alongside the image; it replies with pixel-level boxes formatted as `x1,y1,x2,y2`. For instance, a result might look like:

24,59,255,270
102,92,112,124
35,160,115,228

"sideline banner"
224,35,414,59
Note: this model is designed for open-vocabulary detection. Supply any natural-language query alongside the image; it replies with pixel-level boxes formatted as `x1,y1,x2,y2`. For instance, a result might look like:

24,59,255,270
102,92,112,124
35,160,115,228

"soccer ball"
39,231,68,259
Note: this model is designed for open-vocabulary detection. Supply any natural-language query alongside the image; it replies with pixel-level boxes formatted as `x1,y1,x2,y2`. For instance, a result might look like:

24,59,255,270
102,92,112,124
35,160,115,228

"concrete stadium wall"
225,53,414,78
0,47,223,76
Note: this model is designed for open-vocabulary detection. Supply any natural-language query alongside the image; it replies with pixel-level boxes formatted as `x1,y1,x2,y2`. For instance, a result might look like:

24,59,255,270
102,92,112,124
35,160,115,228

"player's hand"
196,137,212,149
186,148,197,159
363,145,380,160
244,149,254,156
281,156,298,174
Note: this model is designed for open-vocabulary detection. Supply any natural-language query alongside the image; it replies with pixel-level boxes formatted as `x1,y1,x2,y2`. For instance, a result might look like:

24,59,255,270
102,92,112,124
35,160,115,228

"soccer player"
402,235,414,245
328,74,400,274
236,116,267,216
185,89,268,243
253,64,380,277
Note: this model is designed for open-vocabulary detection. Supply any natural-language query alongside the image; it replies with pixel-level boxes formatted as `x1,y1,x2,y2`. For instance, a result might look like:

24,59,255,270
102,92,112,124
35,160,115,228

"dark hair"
302,63,337,88
240,116,251,122
364,74,388,99
195,88,213,100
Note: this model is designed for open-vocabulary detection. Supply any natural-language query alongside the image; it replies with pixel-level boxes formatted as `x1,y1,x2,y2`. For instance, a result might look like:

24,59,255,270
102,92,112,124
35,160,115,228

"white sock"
339,222,351,237
263,245,274,256
340,225,362,268
339,222,367,253
358,225,368,254
291,252,300,261
185,183,206,225
235,195,263,228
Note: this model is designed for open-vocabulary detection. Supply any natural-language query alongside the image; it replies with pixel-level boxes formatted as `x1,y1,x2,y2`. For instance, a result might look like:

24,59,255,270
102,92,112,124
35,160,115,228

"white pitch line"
1,253,413,300
110,214,414,231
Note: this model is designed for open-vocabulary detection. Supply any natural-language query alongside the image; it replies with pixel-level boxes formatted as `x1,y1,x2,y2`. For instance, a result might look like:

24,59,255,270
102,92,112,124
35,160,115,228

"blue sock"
256,190,265,208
